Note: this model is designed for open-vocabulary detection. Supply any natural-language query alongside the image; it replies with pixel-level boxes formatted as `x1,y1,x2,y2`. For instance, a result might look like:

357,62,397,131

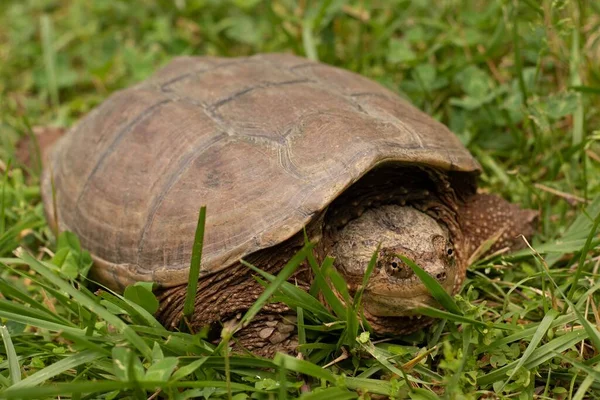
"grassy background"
1,0,600,398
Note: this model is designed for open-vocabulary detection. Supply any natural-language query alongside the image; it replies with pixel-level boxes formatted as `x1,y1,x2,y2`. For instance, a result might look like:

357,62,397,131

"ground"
0,0,599,399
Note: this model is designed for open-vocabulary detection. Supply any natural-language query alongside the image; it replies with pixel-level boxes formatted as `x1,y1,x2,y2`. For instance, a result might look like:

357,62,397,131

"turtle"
41,53,537,356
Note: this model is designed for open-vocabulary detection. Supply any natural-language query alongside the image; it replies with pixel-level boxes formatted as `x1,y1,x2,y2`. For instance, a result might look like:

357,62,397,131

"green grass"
1,0,599,398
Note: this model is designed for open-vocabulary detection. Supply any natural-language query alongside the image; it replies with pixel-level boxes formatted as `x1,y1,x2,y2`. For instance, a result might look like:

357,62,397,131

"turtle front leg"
458,193,538,261
156,286,300,357
224,312,299,358
155,264,306,358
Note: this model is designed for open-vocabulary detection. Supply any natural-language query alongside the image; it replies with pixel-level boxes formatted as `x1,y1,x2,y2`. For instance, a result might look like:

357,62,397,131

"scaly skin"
157,191,537,356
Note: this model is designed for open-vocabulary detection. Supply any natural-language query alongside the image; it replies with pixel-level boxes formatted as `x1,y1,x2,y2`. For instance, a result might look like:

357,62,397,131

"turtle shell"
41,53,481,290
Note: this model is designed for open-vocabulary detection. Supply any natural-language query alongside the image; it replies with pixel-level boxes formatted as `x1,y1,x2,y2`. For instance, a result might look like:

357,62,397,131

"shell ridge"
73,99,171,214
277,144,303,180
209,78,312,111
159,58,253,91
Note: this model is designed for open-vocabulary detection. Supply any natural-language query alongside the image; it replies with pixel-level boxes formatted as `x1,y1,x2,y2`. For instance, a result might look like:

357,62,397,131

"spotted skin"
156,172,537,351
459,193,538,258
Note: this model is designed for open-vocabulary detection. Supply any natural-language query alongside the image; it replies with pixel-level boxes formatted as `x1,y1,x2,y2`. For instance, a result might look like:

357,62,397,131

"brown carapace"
41,54,537,356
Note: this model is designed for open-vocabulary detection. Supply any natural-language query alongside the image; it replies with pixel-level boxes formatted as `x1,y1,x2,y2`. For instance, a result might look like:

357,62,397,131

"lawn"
1,0,600,398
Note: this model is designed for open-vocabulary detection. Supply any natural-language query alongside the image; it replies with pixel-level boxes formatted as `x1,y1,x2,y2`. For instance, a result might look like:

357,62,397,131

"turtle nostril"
436,272,447,281
384,260,413,279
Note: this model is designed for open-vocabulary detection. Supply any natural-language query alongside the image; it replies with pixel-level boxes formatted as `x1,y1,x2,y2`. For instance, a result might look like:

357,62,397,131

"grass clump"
1,0,600,398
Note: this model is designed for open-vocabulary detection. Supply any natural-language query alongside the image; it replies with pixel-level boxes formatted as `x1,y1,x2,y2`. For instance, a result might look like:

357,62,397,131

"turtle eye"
446,244,455,258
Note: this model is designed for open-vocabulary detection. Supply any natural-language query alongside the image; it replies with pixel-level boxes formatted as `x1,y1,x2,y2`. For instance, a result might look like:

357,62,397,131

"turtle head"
329,205,457,322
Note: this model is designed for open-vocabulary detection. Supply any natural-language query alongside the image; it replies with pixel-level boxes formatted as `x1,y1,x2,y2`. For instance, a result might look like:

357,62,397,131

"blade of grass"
299,343,338,352
552,278,600,353
18,251,152,359
170,357,208,381
0,258,26,265
344,377,395,396
0,278,72,325
49,165,59,238
0,159,11,235
570,85,600,94
299,387,356,400
0,215,45,255
416,306,513,330
475,313,578,355
0,310,86,336
308,254,347,319
277,365,286,399
322,263,357,346
98,289,165,329
247,263,335,322
182,206,206,326
446,324,473,395
325,265,351,304
60,331,111,356
498,309,558,391
297,307,306,348
0,299,76,330
201,356,276,370
549,351,600,400
0,325,21,385
512,6,529,107
240,243,311,328
542,194,600,265
301,0,332,60
477,328,587,386
358,339,407,378
526,223,600,353
302,20,318,61
1,380,261,399
521,0,544,16
214,244,311,355
353,245,379,310
398,255,462,315
8,350,103,390
569,13,584,146
40,15,59,109
273,353,335,382
566,211,600,301
410,388,441,400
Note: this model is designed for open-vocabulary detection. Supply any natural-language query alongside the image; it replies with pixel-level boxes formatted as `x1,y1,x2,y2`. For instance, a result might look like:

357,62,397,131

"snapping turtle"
41,53,537,355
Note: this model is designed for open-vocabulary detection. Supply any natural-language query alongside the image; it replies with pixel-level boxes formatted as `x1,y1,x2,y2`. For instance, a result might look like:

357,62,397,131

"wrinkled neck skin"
327,205,459,331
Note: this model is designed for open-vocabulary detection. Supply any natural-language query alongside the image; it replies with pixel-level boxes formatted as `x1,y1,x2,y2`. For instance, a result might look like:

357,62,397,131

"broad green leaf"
123,283,159,314
144,357,178,382
171,357,208,381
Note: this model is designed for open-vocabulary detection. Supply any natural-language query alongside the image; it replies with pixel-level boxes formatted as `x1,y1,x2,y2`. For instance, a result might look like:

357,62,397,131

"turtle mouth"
362,291,441,317
369,281,451,298
366,265,455,296
362,268,456,317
